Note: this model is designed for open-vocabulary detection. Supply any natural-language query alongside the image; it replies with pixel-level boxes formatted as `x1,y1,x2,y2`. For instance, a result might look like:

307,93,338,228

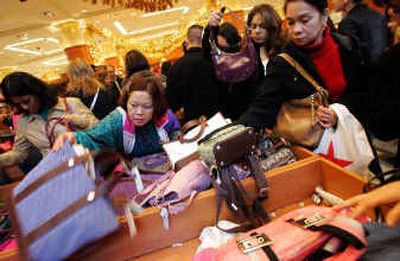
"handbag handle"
278,53,329,103
177,116,207,144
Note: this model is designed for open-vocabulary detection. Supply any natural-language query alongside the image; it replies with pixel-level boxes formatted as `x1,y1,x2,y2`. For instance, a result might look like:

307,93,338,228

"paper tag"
125,206,137,238
131,165,144,193
160,207,170,231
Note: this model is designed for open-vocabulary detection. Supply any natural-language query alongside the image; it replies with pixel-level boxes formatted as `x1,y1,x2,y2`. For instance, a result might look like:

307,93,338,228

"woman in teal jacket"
53,72,180,158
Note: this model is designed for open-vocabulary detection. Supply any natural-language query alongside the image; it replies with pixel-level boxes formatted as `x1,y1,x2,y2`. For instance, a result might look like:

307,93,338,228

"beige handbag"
275,53,329,148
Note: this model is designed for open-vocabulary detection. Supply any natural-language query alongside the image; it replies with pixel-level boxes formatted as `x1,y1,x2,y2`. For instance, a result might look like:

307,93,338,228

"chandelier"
84,0,179,12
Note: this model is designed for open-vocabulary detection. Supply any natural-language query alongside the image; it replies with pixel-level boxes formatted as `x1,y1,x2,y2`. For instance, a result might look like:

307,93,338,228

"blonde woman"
66,59,119,119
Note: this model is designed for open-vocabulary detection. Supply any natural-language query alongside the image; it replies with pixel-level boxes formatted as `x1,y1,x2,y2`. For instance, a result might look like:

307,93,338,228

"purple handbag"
211,37,258,83
9,142,119,260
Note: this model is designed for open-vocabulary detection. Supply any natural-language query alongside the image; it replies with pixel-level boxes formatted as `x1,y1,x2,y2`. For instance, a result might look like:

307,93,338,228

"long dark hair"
124,49,150,79
247,4,286,53
0,71,58,110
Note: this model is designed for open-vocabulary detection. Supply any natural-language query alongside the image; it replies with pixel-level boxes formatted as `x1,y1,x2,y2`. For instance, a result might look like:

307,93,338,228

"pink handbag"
193,206,367,261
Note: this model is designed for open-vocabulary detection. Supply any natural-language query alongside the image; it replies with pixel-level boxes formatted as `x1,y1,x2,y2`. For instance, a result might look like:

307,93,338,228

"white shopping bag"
313,103,374,177
163,112,231,168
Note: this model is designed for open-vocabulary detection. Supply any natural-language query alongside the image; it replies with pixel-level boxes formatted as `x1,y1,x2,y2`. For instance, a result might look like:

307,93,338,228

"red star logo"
319,141,353,167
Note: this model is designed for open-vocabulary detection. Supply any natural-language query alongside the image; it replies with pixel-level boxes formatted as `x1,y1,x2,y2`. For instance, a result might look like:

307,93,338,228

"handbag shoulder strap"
278,53,326,94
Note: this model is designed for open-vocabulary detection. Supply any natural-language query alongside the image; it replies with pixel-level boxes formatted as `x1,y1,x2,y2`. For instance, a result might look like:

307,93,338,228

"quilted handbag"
9,142,120,260
198,124,257,168
193,206,367,261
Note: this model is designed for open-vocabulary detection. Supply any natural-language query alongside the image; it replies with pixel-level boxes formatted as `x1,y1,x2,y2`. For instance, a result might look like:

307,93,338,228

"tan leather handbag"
275,53,329,148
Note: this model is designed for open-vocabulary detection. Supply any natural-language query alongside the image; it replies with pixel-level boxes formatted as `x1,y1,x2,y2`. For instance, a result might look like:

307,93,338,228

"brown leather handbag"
275,53,329,148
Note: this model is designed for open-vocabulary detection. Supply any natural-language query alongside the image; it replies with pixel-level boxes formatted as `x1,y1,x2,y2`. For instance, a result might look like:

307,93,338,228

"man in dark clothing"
166,25,221,123
332,0,388,63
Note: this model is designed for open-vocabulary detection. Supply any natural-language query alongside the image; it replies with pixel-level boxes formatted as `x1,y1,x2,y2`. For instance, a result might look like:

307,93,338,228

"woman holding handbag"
238,0,369,143
0,72,98,169
204,4,286,120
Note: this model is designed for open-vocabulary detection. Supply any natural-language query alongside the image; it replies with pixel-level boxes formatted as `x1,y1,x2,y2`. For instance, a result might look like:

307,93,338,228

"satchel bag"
9,142,120,260
193,206,367,261
209,8,258,83
275,53,329,148
198,124,270,232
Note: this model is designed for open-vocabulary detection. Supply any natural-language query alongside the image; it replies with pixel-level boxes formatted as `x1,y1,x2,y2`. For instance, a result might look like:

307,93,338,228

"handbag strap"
177,116,207,143
278,53,327,95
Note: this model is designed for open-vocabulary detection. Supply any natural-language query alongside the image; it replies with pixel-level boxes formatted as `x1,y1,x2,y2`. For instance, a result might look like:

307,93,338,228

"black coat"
238,33,368,129
338,3,388,63
165,47,221,123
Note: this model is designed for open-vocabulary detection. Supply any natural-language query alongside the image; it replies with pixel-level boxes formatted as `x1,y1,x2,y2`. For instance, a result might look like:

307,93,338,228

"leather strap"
247,154,268,199
14,154,90,204
249,232,279,261
24,188,104,246
177,116,207,143
278,53,328,95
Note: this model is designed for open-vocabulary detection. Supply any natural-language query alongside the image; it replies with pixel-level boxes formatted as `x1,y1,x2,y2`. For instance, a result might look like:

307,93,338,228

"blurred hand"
52,132,77,151
316,106,338,129
334,181,400,227
209,11,223,27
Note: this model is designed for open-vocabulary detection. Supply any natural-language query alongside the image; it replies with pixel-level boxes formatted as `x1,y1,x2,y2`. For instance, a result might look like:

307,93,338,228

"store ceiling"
0,0,280,78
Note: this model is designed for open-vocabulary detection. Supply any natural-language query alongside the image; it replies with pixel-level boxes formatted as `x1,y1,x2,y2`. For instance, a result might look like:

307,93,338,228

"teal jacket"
74,107,180,157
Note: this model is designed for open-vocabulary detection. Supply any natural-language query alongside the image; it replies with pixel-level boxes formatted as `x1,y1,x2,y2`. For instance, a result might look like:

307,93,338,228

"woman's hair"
247,4,286,53
95,65,108,85
124,49,150,79
284,0,328,14
66,59,104,95
219,22,242,46
0,71,58,110
119,72,168,120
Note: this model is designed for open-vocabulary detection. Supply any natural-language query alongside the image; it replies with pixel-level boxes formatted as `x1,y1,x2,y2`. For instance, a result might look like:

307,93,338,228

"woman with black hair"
0,72,98,168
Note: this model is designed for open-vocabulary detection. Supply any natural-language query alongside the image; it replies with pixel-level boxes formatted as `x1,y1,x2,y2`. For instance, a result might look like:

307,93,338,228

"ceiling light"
133,30,177,41
4,37,62,56
114,21,178,36
140,6,189,17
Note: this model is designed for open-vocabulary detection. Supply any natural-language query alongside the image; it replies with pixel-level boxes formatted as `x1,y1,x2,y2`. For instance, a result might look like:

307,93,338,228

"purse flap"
213,127,257,167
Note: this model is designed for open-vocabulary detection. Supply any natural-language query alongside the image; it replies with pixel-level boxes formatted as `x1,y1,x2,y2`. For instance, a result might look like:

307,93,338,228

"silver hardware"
86,191,96,202
287,212,326,228
216,145,221,150
237,232,273,254
68,158,75,167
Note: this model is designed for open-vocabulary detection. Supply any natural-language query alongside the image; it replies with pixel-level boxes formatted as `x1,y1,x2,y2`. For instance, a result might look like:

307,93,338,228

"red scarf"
302,28,347,102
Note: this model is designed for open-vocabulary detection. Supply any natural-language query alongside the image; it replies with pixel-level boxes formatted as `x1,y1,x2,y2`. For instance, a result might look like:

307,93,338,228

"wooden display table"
2,146,369,260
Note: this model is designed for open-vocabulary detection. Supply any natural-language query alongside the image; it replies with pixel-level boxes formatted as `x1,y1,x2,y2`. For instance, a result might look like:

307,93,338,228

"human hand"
52,132,77,151
334,181,400,227
209,10,223,27
316,106,338,129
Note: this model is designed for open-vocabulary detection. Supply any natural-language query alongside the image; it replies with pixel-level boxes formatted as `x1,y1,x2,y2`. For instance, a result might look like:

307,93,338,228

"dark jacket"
238,33,368,129
339,3,388,63
165,47,221,123
65,86,119,120
367,43,400,140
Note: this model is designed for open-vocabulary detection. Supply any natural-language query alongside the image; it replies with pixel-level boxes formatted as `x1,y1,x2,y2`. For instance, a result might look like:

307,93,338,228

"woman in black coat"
238,0,369,131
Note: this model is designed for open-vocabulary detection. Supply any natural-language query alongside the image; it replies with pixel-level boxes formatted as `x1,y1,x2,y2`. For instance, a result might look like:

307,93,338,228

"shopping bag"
314,103,374,176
